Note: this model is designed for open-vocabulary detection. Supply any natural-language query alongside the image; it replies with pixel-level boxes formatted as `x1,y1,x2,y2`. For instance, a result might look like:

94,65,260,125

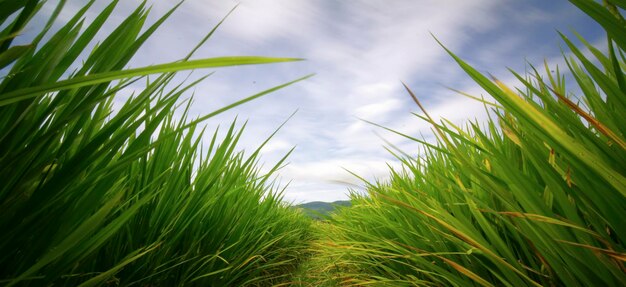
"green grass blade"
0,56,304,106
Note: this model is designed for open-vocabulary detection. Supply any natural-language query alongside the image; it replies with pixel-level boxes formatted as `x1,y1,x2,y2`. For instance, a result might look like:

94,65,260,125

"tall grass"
319,0,626,286
0,1,311,286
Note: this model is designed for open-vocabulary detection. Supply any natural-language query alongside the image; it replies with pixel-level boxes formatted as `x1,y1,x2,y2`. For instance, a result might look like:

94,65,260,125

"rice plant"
319,0,626,286
0,1,311,286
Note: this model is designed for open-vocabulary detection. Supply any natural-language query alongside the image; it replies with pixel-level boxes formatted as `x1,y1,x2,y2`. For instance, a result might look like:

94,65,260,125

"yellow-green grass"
318,0,626,286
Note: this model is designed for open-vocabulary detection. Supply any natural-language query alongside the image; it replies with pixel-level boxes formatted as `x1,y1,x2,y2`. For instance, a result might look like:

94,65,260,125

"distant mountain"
296,200,351,219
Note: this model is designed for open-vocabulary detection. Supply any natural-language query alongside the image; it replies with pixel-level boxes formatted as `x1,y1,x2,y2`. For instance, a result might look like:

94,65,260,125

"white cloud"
277,157,403,203
261,139,294,154
355,98,402,119
26,0,605,203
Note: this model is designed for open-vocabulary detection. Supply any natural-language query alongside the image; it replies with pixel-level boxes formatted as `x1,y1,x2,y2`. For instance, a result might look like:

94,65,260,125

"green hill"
297,200,351,219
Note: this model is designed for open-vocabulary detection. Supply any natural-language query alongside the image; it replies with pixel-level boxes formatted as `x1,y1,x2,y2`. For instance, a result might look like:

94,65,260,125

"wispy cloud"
30,0,605,203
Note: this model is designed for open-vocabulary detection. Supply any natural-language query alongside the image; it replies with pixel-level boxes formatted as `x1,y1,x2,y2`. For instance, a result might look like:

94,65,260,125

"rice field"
1,0,624,286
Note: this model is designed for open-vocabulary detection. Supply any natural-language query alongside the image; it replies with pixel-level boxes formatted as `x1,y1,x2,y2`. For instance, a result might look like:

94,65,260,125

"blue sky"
32,0,604,203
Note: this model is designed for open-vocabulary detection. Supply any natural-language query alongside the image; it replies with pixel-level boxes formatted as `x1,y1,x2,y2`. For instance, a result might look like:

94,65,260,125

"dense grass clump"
318,0,626,286
0,1,311,286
